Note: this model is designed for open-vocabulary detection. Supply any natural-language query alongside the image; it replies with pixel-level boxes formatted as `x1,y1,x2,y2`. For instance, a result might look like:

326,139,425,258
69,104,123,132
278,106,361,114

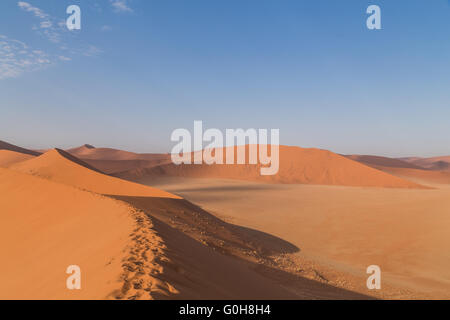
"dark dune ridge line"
0,140,41,156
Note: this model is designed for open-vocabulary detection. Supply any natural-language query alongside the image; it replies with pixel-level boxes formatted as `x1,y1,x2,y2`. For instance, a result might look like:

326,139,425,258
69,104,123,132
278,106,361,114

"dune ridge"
346,154,425,170
401,156,450,172
67,144,170,161
1,148,370,299
0,167,135,299
0,140,41,156
116,145,424,189
10,149,178,198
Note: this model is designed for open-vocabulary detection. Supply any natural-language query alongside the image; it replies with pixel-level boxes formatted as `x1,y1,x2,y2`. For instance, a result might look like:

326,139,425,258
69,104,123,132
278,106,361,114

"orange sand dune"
346,154,425,170
67,144,170,161
117,145,424,189
1,157,363,299
0,140,41,156
371,165,450,186
0,150,35,167
147,176,450,299
0,167,134,299
10,149,178,198
84,158,172,175
401,156,450,172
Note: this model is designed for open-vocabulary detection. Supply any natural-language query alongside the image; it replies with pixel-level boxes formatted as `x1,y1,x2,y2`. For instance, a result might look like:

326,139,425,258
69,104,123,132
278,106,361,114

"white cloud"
17,1,48,19
40,21,52,29
17,1,62,43
0,35,52,80
58,56,72,61
110,0,133,13
101,25,113,32
3,2,103,80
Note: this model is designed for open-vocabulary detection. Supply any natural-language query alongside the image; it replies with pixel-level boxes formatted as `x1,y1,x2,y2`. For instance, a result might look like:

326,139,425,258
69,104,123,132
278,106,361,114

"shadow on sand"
110,195,374,300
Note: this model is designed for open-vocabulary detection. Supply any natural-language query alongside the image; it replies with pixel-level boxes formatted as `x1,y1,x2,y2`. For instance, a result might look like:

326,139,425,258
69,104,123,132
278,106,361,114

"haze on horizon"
1,0,450,157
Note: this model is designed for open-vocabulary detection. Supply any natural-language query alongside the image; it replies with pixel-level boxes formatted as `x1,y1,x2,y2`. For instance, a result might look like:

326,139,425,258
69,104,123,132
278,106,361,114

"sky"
1,0,449,157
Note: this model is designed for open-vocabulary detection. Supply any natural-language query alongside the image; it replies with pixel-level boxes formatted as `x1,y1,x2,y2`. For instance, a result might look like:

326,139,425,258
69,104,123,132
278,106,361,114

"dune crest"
67,144,170,161
0,168,135,299
117,145,424,189
346,154,425,170
10,149,179,198
0,140,41,156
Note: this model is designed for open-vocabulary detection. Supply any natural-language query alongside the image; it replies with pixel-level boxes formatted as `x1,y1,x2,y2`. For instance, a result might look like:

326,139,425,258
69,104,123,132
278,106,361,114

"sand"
67,144,171,161
10,149,178,198
116,145,424,189
0,167,134,299
3,146,363,299
346,154,425,170
3,141,450,300
0,140,41,156
401,156,450,172
141,176,450,299
370,166,450,186
0,150,35,167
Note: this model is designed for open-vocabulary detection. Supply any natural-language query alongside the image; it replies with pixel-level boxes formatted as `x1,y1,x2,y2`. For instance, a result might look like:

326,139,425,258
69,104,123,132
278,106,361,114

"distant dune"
0,150,35,168
82,159,173,175
117,145,424,189
67,144,171,161
0,140,41,156
4,140,450,299
11,149,178,198
346,154,425,170
2,146,352,299
400,156,450,172
369,165,450,186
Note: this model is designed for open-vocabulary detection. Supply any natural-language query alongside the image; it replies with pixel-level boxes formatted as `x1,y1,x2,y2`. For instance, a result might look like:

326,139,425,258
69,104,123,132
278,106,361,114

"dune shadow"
117,210,375,300
111,195,299,256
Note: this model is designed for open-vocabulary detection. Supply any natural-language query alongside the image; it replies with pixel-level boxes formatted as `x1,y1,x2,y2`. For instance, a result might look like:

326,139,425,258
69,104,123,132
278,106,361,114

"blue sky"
1,0,449,157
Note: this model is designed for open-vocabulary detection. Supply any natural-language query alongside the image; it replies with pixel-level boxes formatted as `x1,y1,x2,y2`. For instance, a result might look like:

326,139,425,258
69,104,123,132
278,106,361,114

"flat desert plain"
138,177,450,299
1,141,450,299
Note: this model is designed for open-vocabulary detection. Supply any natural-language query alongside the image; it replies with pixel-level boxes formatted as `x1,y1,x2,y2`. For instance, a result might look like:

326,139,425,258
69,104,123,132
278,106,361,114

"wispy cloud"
101,25,113,32
0,35,51,80
0,2,103,80
110,0,133,13
18,1,63,43
17,1,47,19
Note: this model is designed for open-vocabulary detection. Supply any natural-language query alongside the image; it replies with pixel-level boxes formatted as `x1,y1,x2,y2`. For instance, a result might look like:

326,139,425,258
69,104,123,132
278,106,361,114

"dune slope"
0,150,35,167
10,149,178,198
0,140,41,156
117,146,424,188
0,168,135,299
402,156,450,172
346,154,425,170
67,144,171,161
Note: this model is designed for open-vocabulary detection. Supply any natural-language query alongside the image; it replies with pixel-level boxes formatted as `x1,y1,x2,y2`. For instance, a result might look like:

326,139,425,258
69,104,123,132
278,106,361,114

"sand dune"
83,158,172,175
346,154,425,170
370,165,450,186
0,140,41,156
67,144,171,161
0,167,135,299
109,194,371,300
117,145,424,189
10,149,178,198
401,156,450,172
1,150,368,299
4,140,449,299
147,176,450,299
0,150,35,167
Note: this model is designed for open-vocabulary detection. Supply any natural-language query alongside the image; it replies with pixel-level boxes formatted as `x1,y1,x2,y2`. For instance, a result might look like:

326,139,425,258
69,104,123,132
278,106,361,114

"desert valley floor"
1,141,449,299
